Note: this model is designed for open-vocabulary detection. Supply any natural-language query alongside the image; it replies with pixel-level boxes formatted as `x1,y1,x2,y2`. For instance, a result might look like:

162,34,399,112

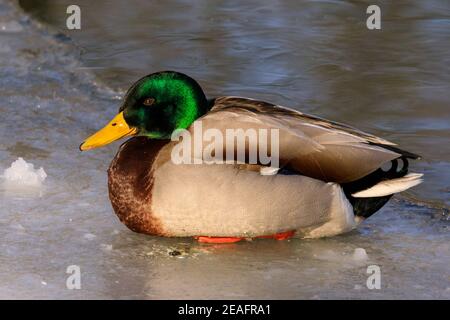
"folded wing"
189,96,417,183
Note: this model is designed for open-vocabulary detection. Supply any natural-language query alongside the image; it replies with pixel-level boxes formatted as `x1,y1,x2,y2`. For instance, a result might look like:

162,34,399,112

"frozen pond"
0,1,448,299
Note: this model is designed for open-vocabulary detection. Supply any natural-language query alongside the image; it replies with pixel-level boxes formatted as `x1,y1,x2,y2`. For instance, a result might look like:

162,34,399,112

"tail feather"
351,173,423,198
342,156,422,219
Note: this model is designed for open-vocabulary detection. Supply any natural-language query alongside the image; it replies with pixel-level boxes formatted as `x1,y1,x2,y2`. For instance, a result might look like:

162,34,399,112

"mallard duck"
80,71,422,243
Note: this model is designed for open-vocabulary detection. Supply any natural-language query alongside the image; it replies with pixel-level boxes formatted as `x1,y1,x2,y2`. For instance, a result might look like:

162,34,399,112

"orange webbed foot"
256,230,296,240
195,236,244,244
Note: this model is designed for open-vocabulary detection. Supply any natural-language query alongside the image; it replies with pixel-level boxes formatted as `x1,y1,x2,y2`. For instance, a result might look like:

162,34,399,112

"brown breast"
107,137,169,236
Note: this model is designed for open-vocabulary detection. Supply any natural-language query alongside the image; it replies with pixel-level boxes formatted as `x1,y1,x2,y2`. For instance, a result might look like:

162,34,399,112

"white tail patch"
352,173,423,198
260,166,280,176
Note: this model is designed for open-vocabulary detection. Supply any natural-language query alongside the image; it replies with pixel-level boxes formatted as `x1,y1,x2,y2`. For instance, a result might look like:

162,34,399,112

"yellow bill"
79,111,137,151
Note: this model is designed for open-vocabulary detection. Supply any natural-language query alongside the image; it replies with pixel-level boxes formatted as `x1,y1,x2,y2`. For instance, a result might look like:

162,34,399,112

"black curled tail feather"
342,156,410,219
369,143,421,160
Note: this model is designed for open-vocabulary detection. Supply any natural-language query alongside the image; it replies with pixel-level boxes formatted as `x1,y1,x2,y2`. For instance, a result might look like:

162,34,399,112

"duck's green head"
80,71,208,151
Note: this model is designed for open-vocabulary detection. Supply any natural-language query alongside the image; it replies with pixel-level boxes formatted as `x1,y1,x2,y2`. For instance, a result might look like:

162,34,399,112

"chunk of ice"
3,157,47,187
100,244,113,251
0,20,24,33
352,248,368,261
83,233,97,241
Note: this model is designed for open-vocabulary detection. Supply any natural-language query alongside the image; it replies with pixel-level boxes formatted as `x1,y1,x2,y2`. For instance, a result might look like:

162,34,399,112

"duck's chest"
107,137,169,235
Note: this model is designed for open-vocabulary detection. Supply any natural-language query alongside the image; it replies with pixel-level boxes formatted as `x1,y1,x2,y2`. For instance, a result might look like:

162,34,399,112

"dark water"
0,0,447,299
20,0,450,207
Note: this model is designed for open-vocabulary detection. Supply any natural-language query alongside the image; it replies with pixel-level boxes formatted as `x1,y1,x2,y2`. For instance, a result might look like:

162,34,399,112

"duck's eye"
143,97,155,106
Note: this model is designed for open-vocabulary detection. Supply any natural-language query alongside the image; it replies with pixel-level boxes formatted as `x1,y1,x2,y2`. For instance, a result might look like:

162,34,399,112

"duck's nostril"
111,123,117,127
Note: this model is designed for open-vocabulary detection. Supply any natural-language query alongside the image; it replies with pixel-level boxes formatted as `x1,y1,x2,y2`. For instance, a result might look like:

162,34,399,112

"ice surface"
0,1,448,299
3,157,47,187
